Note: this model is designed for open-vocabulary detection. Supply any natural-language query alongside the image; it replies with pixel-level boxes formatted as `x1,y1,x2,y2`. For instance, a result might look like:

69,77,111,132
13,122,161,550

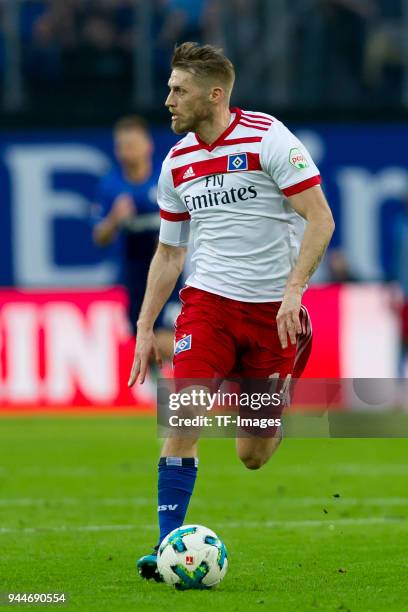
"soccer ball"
157,524,228,590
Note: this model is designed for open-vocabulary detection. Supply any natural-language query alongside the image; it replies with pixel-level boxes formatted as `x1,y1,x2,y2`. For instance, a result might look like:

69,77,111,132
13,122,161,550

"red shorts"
173,286,312,380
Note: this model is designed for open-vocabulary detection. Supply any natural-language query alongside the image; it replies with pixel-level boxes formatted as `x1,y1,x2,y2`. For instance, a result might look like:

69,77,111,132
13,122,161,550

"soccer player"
91,115,176,359
128,42,335,580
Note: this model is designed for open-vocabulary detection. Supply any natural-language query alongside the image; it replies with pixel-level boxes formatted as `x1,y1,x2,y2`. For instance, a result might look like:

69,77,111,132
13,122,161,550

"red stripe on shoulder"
222,137,263,146
281,175,321,197
170,144,203,158
160,209,191,221
239,120,270,131
242,111,274,123
241,113,273,126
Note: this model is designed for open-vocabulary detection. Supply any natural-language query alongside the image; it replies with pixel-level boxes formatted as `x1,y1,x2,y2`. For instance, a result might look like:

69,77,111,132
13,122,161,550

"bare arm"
277,186,335,349
93,215,118,246
128,242,186,385
93,194,135,247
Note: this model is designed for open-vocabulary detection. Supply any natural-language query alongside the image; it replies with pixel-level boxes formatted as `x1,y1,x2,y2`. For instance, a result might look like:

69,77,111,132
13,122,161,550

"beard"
171,102,213,134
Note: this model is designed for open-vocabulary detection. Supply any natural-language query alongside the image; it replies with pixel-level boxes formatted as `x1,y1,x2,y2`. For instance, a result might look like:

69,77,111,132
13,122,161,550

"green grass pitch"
0,416,408,611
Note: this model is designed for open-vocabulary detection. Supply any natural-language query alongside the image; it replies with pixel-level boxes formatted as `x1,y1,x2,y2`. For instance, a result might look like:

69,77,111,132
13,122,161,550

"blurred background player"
91,115,178,361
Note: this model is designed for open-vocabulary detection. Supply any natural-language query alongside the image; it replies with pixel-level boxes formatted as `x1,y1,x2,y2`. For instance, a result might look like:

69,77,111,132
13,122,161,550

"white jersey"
158,108,321,302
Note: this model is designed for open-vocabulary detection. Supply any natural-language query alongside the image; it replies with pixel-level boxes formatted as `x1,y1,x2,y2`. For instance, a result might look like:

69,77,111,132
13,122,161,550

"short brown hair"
171,42,235,96
114,115,149,134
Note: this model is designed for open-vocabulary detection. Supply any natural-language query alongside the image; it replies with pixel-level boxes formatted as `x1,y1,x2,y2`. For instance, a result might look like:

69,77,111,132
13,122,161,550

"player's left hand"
276,289,302,349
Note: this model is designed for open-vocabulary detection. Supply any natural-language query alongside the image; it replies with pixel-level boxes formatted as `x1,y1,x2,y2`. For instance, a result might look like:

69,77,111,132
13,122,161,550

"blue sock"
157,457,198,547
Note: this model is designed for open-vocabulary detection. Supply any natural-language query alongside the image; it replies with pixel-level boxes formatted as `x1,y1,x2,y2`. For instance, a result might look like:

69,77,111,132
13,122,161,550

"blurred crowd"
0,0,406,110
292,0,405,108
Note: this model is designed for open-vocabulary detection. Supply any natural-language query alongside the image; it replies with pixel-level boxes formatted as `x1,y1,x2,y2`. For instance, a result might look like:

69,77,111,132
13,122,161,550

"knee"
238,433,282,470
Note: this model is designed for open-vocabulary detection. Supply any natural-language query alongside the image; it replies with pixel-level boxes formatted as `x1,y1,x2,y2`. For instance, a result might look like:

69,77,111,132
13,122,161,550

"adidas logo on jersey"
183,166,195,179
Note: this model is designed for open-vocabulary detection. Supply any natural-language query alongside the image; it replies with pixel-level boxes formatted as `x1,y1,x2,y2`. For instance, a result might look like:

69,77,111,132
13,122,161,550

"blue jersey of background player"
91,115,178,361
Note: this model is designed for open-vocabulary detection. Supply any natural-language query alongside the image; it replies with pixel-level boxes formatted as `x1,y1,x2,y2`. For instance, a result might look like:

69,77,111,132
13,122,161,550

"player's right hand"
128,328,162,386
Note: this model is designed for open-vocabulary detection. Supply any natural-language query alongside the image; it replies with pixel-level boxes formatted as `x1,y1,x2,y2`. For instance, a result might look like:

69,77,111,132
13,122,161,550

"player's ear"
209,86,224,104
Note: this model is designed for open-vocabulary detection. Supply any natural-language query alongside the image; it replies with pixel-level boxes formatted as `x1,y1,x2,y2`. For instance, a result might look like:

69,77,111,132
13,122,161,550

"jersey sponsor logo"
289,147,309,170
175,334,192,355
183,166,196,179
183,185,258,212
227,153,248,172
158,504,179,511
